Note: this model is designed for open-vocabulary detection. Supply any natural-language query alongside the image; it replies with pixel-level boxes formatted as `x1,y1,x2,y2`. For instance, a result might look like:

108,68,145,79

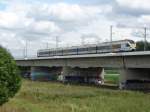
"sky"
0,0,150,57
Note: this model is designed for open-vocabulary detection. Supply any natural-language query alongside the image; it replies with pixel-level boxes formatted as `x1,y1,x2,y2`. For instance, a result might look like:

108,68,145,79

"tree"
0,46,21,105
136,41,150,51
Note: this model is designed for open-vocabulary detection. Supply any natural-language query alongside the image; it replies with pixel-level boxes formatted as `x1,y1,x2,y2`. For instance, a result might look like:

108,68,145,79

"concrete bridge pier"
30,66,62,81
119,68,150,90
61,66,105,84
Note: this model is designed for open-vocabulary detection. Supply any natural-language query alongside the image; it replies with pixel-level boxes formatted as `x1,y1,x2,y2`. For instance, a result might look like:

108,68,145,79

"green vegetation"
1,80,150,112
136,41,150,51
0,46,21,105
104,74,119,84
105,69,119,84
105,69,119,74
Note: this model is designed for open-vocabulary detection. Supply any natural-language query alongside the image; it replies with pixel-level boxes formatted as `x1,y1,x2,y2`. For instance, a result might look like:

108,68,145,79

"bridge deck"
15,51,150,61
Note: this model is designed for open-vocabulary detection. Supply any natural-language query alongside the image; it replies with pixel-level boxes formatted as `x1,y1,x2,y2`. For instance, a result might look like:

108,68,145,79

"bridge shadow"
23,79,150,93
63,82,119,90
61,82,150,93
98,84,119,90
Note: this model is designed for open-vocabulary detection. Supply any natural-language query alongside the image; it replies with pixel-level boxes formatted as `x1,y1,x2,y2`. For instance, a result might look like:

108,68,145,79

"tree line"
136,41,150,51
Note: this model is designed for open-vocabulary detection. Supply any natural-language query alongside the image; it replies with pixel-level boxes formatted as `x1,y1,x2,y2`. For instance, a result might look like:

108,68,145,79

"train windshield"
126,43,130,47
128,40,135,44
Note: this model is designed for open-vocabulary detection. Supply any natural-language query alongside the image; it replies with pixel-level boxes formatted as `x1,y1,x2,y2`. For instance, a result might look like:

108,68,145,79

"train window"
49,51,53,55
105,46,110,49
44,52,49,55
97,46,110,50
40,51,49,55
88,47,96,51
78,48,88,51
68,49,77,52
112,44,121,48
128,40,135,44
39,52,42,55
52,51,55,54
63,50,67,53
56,50,62,53
97,46,103,50
63,49,76,53
40,52,44,55
61,49,77,55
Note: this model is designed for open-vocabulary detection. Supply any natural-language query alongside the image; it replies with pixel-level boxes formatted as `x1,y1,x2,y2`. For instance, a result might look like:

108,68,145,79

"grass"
104,74,119,84
105,69,119,74
104,69,119,84
0,80,150,112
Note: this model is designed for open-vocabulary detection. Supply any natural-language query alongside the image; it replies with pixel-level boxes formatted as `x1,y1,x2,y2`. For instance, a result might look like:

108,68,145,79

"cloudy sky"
0,0,150,57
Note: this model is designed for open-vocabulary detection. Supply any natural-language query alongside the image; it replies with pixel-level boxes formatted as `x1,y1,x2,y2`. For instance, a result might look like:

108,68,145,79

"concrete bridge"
16,51,150,89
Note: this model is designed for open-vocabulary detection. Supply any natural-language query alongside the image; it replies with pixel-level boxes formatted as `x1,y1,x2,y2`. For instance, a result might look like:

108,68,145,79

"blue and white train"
37,40,136,57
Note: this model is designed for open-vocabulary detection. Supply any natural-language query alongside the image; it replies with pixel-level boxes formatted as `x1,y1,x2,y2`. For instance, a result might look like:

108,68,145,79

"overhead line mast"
144,27,147,51
110,25,113,52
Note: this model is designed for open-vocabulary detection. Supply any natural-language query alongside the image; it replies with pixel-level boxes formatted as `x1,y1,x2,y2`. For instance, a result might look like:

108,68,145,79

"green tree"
0,46,21,105
136,41,150,51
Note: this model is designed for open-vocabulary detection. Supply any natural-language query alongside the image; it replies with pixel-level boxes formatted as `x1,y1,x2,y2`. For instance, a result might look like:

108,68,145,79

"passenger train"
37,40,136,57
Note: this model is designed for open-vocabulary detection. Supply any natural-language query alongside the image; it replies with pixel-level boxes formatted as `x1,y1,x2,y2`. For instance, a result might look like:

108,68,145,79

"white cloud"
3,0,150,58
116,0,150,10
0,11,19,28
28,3,103,24
28,20,61,34
0,2,111,57
138,15,150,25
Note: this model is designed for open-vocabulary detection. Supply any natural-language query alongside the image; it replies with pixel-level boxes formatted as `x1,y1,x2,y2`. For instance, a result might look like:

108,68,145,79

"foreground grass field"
0,79,150,112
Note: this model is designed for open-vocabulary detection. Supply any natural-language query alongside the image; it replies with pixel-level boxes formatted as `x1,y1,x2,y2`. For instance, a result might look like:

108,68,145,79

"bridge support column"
61,67,105,84
30,66,62,81
119,68,150,90
19,66,31,78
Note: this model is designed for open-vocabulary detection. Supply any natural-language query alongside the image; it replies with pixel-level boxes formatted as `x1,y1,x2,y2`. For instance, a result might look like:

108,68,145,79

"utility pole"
23,40,27,58
46,42,49,49
55,36,59,49
110,25,113,51
144,27,147,51
81,36,85,46
95,37,101,44
23,47,25,58
25,40,27,58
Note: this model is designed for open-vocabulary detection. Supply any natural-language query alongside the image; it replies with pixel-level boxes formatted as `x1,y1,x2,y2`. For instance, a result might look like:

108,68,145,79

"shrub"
0,46,21,105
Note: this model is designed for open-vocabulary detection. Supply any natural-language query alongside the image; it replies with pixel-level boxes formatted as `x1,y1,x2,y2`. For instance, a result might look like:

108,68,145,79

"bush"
0,46,21,105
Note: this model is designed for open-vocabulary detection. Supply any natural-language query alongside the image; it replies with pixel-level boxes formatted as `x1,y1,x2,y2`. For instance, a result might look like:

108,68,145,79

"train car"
37,39,136,57
63,47,78,55
77,44,97,54
111,39,136,52
87,46,97,54
77,46,89,54
55,49,63,56
37,49,55,57
96,39,136,53
37,49,50,57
